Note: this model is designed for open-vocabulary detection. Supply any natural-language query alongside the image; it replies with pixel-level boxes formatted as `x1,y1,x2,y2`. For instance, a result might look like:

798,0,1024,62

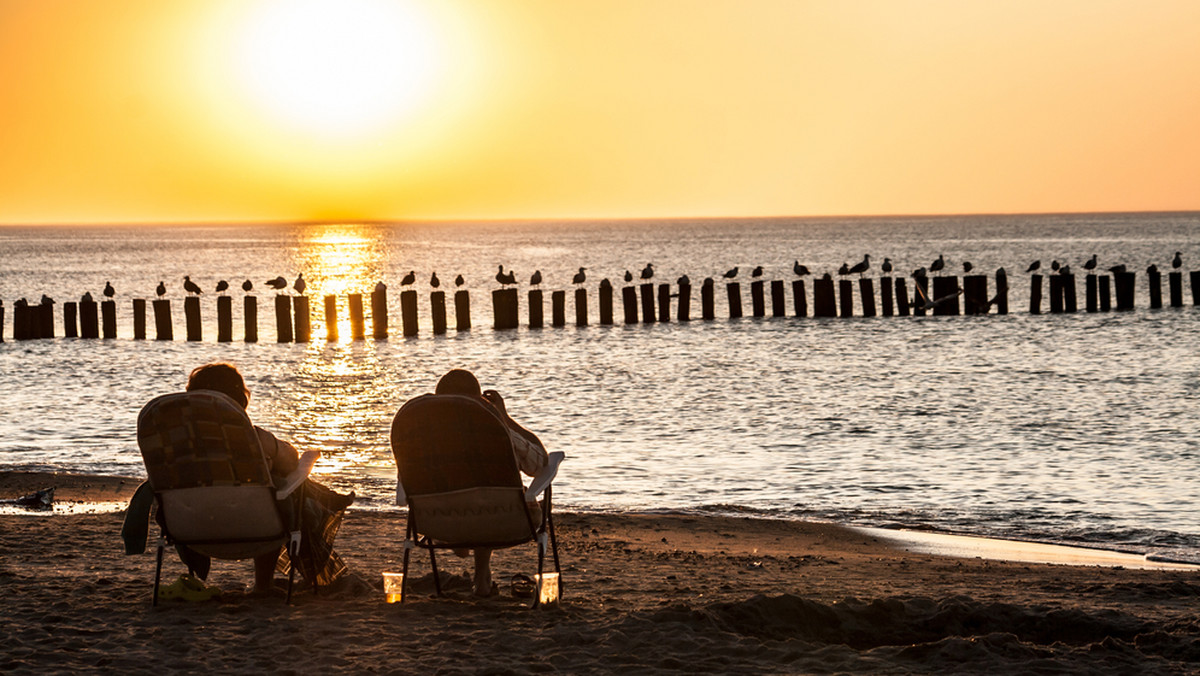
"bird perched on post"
1025,260,1041,274
400,271,416,286
183,276,202,295
215,280,229,294
242,279,253,293
430,272,440,288
881,258,893,274
847,254,870,277
1147,263,1158,275
530,270,542,287
911,267,927,280
156,281,167,297
723,267,738,279
962,261,973,274
572,267,587,285
929,255,945,275
495,265,516,286
454,274,464,287
293,274,306,295
1173,252,1183,269
103,281,115,298
793,261,810,277
641,263,654,281
837,263,850,276
624,270,633,283
81,292,93,303
266,277,288,291
751,265,763,278
1050,260,1060,274
1083,254,1097,273
677,274,690,286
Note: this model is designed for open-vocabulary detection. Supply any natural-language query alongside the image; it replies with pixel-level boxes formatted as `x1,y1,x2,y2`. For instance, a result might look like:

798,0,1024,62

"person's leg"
253,548,281,593
473,548,493,596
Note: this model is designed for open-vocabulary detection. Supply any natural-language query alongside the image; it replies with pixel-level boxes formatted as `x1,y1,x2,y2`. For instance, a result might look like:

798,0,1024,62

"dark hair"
187,362,250,409
435,369,481,397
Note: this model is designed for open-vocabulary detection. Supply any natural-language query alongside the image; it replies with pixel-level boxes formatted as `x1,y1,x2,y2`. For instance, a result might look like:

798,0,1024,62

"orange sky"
1,0,1198,224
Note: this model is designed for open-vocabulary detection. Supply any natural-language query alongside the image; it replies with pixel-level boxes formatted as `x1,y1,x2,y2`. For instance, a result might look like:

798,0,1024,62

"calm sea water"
2,213,1199,562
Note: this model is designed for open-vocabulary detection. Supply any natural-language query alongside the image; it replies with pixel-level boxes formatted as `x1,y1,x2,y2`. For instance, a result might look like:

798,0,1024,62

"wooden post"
38,301,54,338
551,290,566,327
726,282,743,319
1029,274,1043,315
12,302,28,340
349,294,365,339
677,282,692,321
64,302,78,338
963,275,988,315
1048,275,1064,313
374,287,391,339
455,290,471,331
622,286,639,324
575,288,588,326
859,278,876,318
701,282,715,320
792,280,807,317
1114,271,1136,310
639,283,655,323
324,295,338,341
153,299,173,341
838,279,853,317
274,295,292,343
1148,269,1163,309
656,284,670,322
598,283,613,325
1063,274,1078,313
750,280,765,317
1085,274,1099,313
894,278,910,317
294,296,311,342
1168,271,1183,307
0,301,4,342
994,268,1008,315
400,289,418,337
770,280,785,317
217,296,233,342
932,277,960,316
1099,276,1112,311
431,291,447,335
101,300,116,338
913,277,929,316
528,289,544,329
880,277,894,317
492,288,518,330
1190,271,1200,306
133,299,146,339
243,296,257,342
184,296,202,341
80,299,99,338
813,277,836,317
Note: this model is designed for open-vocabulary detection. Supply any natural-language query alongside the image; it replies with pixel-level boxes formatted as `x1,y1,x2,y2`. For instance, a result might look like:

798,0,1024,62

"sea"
2,212,1198,563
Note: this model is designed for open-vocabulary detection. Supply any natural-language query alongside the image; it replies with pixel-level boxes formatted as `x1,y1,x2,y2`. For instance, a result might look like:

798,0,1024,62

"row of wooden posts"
5,268,1200,342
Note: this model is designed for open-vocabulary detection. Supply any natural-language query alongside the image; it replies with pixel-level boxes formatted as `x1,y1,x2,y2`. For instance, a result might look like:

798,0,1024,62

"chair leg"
401,543,411,603
152,537,165,607
548,510,563,595
286,532,301,605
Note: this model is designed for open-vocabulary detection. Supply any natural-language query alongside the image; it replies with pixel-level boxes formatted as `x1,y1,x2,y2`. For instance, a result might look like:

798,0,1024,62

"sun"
232,0,443,140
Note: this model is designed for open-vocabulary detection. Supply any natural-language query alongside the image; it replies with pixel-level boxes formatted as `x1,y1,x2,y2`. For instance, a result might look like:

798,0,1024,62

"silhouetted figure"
572,267,586,285
243,280,253,293
847,254,870,277
400,271,416,286
911,267,927,280
641,263,654,281
837,263,850,276
81,292,93,303
156,281,167,297
454,274,465,287
495,265,516,286
723,267,738,279
881,258,893,274
962,261,973,274
677,275,689,286
215,280,229,294
793,261,811,277
624,270,633,283
530,270,542,287
913,279,962,311
1147,264,1158,275
1025,260,1041,274
183,276,202,296
751,265,764,278
929,255,945,275
266,277,288,291
1059,265,1071,276
1173,252,1183,269
430,272,440,289
103,281,115,298
1050,260,1060,274
1083,254,1097,272
293,274,306,295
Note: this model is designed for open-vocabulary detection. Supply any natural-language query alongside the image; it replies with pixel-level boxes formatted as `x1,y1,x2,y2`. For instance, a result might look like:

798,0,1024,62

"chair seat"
159,485,288,560
411,487,541,546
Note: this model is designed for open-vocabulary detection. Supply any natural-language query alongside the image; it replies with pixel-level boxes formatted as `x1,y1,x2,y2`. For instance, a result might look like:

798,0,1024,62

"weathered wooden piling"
373,287,390,340
1062,274,1077,313
880,277,894,317
348,293,365,339
994,269,1009,315
39,302,54,338
1148,269,1163,309
12,302,29,340
1048,275,1064,314
244,296,258,342
185,297,202,341
770,280,785,317
153,299,173,341
1114,271,1136,310
1191,271,1200,306
0,301,4,342
455,290,471,331
400,289,418,337
726,282,743,319
1168,271,1183,307
1029,274,1043,315
133,299,146,339
1086,275,1099,313
859,279,876,317
101,300,116,338
963,275,988,315
527,289,544,329
640,284,655,323
294,296,311,342
598,283,613,325
324,296,338,341
492,289,519,330
62,301,77,337
701,282,715,320
275,295,293,343
217,296,232,342
80,298,99,338
575,288,588,326
913,277,931,316
838,279,853,318
813,277,836,317
551,291,566,327
1099,276,1112,311
931,277,960,316
792,280,807,317
894,278,910,317
657,284,670,322
678,282,692,321
622,287,638,324
431,291,447,335
750,280,765,318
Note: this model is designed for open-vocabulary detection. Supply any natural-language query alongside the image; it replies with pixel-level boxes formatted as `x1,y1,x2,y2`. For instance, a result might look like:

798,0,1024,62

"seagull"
530,270,542,287
821,272,832,281
847,254,870,277
572,267,587,285
293,274,306,295
103,282,115,298
624,270,633,283
723,267,738,279
183,276,202,295
1108,264,1127,275
913,279,963,311
495,265,516,286
1173,252,1183,269
837,263,850,276
751,265,764,278
1083,254,1097,272
81,292,93,303
40,294,54,305
677,274,690,286
454,274,465,287
929,255,945,275
641,263,654,281
793,261,810,277
266,277,288,291
215,280,229,294
962,261,973,274
1050,260,1060,273
156,281,167,297
1025,260,1041,274
242,279,253,292
1147,263,1159,275
430,272,440,288
911,267,928,279
881,258,893,274
1059,265,1071,276
400,271,416,286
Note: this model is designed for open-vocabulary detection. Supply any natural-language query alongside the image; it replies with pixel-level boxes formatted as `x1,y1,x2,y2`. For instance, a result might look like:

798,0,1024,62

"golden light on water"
293,223,387,342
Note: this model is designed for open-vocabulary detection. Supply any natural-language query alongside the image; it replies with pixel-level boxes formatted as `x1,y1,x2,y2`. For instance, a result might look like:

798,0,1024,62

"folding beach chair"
137,391,318,605
390,394,564,607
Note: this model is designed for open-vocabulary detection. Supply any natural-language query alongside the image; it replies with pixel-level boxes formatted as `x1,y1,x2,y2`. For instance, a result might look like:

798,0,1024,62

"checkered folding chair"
390,394,564,607
137,391,317,605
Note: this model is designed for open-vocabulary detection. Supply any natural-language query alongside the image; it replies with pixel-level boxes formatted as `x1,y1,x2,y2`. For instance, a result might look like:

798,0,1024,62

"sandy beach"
2,471,1198,675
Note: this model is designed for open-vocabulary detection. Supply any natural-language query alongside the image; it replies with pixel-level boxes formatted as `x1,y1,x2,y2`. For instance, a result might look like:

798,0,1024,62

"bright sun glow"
233,0,443,139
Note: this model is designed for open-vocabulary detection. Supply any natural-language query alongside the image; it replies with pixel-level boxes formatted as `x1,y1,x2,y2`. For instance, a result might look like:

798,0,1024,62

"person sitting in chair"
432,368,549,596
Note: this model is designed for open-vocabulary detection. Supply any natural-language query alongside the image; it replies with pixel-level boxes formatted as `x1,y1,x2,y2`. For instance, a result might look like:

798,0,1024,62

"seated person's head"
187,362,250,409
435,369,481,398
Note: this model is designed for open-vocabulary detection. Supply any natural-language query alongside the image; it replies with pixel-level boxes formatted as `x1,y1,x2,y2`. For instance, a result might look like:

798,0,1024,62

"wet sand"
2,471,1198,674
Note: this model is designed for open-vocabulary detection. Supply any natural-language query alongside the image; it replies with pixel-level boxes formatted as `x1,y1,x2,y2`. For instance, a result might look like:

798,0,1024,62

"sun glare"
233,0,443,139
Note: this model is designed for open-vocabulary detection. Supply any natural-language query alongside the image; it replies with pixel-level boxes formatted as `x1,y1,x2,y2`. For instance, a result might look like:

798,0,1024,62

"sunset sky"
1,0,1197,225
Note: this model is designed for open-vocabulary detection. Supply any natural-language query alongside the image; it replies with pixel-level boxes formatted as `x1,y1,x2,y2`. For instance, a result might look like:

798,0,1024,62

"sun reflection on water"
292,223,389,343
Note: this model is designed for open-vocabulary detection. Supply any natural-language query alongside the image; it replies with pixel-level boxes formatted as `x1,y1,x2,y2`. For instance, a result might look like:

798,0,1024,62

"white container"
533,572,559,605
382,572,404,603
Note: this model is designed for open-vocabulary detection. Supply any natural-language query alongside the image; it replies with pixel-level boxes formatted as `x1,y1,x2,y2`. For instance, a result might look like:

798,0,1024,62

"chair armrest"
276,450,320,499
525,451,565,501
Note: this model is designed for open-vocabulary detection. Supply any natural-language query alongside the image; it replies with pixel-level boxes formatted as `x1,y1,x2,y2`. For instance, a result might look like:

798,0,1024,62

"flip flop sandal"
510,574,536,599
178,574,222,601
